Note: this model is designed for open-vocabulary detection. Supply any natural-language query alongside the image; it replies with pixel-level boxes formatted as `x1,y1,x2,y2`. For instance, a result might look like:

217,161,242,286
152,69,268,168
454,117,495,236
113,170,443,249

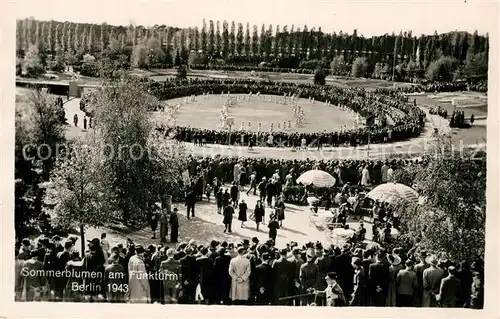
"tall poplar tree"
215,21,222,57
201,19,207,53
208,20,215,57
222,21,229,59
251,24,259,56
229,21,236,56
244,22,251,56
236,22,244,56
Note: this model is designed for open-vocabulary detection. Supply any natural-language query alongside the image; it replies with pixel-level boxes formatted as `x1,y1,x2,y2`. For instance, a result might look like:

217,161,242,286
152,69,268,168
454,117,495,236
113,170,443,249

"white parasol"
296,170,336,188
366,182,419,204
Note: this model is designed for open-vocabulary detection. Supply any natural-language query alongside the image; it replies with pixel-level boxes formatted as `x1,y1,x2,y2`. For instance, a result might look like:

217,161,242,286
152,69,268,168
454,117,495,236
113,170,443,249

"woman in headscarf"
386,254,403,306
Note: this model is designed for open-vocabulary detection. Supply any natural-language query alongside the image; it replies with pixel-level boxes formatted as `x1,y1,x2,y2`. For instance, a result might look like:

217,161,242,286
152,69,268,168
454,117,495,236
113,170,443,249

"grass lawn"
157,94,362,133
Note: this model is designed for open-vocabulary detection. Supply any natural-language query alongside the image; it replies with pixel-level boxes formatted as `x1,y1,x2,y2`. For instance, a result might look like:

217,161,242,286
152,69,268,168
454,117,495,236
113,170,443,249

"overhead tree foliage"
45,139,117,256
20,88,66,177
85,76,188,226
394,138,486,263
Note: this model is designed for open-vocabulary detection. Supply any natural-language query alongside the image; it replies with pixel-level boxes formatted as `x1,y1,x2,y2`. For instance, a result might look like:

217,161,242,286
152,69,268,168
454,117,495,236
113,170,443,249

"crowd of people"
429,106,472,128
177,154,422,202
148,78,425,148
396,80,488,94
15,231,484,308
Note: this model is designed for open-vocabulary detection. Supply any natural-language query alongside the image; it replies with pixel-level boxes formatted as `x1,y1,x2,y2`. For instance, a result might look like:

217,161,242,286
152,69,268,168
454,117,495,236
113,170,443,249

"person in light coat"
422,256,444,307
360,165,371,187
228,247,252,305
128,245,151,303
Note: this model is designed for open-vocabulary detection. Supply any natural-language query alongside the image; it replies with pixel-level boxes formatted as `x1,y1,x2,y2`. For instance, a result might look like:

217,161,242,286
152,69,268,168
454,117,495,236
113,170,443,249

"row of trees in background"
16,17,489,83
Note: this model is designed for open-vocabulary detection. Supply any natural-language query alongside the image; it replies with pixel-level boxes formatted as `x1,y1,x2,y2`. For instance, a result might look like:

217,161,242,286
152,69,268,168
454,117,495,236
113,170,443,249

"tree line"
16,17,489,82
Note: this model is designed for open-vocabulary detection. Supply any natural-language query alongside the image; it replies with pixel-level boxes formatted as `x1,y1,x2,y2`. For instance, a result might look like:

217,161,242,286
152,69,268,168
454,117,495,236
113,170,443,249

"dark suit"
54,250,71,298
103,263,127,302
272,257,294,305
368,261,390,306
180,255,199,304
213,254,232,304
196,256,215,304
254,262,274,305
438,275,461,307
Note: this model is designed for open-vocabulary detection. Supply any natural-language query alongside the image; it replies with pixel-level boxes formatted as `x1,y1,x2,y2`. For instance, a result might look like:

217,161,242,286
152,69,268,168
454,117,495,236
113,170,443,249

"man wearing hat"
288,247,304,306
414,250,430,307
128,245,150,303
314,243,331,290
422,255,444,307
314,272,346,306
299,248,320,305
386,254,403,306
54,240,74,300
20,248,48,301
368,250,390,306
254,252,274,305
196,247,215,304
180,246,199,304
83,238,106,301
271,248,294,305
213,247,232,305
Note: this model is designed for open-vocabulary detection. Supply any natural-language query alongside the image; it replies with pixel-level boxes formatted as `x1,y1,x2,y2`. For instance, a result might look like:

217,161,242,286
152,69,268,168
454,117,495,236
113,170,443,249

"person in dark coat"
179,246,199,304
334,245,354,303
437,266,462,307
216,189,224,214
254,200,265,231
350,257,367,306
213,248,232,305
268,214,280,244
223,205,235,233
230,182,239,207
83,238,105,300
275,196,285,227
196,247,215,304
103,253,127,303
53,240,72,300
185,187,196,219
169,209,179,243
368,250,390,306
254,253,274,305
151,211,159,239
222,189,231,207
272,248,294,305
238,199,248,228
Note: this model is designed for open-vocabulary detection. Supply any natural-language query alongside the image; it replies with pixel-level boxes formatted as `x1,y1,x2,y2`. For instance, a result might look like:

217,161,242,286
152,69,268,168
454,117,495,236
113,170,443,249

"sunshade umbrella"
296,170,336,188
366,182,419,204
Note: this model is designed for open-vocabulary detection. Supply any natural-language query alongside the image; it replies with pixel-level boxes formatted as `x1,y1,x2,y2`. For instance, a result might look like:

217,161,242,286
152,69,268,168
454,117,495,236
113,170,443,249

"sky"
10,0,498,37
